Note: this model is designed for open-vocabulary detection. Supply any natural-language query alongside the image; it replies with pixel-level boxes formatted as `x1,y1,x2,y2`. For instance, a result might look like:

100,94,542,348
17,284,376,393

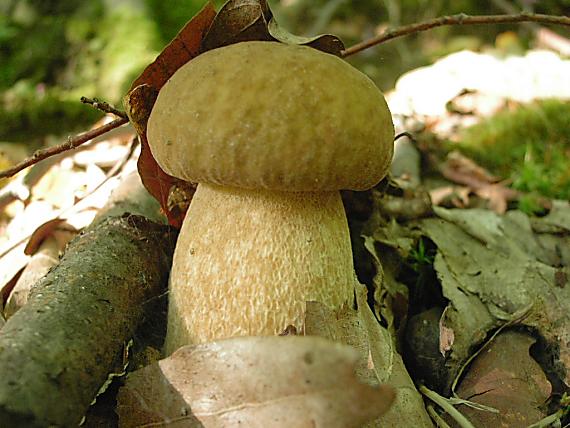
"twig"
0,136,138,260
450,306,532,396
342,13,570,57
419,385,476,428
491,0,570,55
427,404,453,428
80,97,128,120
82,136,139,200
0,117,128,180
394,131,416,142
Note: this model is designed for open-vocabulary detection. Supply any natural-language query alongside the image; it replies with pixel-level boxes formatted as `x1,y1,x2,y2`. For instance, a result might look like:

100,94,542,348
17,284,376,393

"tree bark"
0,182,176,426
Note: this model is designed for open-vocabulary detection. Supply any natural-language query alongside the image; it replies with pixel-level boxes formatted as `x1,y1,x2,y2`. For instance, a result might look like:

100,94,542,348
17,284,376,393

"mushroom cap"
147,41,394,191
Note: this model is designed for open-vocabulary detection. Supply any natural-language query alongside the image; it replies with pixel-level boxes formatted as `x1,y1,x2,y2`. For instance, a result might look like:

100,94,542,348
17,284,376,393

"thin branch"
80,96,129,120
427,404,453,428
0,117,128,180
419,385,476,428
0,136,138,260
342,13,570,57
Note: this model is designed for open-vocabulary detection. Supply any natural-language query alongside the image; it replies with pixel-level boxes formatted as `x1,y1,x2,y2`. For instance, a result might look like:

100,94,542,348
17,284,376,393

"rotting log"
0,212,177,427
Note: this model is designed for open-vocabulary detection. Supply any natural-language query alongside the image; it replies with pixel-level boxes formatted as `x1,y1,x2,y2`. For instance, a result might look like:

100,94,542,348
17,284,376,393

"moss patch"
458,99,570,202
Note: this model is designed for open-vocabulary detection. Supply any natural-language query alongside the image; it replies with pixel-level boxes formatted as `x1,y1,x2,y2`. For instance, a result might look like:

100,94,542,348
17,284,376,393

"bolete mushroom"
147,41,394,354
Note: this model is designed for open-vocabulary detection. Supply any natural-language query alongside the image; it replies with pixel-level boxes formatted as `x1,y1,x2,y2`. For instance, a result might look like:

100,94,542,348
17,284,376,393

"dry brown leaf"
429,185,470,207
453,331,551,427
304,283,434,427
439,307,455,356
125,3,216,227
442,151,499,185
0,244,26,308
24,218,69,255
439,151,518,213
266,17,344,55
117,336,395,428
201,0,272,52
5,236,61,318
201,0,344,55
0,200,59,299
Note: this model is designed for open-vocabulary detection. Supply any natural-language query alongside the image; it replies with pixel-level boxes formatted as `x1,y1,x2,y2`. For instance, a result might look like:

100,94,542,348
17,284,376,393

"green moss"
517,193,549,216
94,7,160,103
0,1,162,140
0,81,100,141
458,99,570,201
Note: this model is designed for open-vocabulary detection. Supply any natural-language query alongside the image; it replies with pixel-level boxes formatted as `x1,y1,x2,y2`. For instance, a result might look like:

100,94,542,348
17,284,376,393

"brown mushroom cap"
147,41,394,191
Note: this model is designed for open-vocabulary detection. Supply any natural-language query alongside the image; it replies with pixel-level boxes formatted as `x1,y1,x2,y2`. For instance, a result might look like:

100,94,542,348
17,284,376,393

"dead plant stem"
80,97,128,120
342,13,570,57
0,117,128,180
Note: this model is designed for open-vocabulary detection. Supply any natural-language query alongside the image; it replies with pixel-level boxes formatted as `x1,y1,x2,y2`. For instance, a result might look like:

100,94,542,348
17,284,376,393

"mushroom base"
164,184,357,354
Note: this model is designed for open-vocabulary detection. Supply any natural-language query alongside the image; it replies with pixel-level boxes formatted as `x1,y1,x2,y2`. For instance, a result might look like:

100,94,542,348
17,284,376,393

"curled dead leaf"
24,218,74,256
439,151,518,213
267,18,344,56
123,4,216,226
201,0,273,52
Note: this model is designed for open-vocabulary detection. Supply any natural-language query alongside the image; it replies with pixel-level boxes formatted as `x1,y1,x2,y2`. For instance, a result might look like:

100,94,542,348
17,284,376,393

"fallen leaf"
474,181,519,214
422,206,570,385
201,0,344,56
73,141,133,169
440,151,518,213
453,331,551,427
267,18,344,55
442,151,499,185
124,4,216,227
31,165,78,209
5,236,61,318
0,243,28,307
429,185,471,207
117,336,395,428
201,0,272,52
305,283,434,427
439,307,455,356
24,218,69,255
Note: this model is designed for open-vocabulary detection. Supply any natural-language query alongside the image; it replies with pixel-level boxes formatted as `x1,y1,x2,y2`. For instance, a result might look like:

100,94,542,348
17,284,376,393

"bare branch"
341,13,570,57
0,117,128,180
80,97,128,120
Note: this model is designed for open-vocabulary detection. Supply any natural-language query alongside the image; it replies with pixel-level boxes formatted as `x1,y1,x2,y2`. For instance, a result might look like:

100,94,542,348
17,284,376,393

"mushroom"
147,41,394,354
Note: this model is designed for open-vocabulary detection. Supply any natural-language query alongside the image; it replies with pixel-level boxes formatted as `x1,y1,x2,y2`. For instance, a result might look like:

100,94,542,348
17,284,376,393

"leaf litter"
367,44,570,424
365,195,570,425
0,116,139,319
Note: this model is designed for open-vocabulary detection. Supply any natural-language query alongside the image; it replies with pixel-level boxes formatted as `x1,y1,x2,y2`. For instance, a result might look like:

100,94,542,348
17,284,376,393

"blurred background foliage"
1,0,569,141
0,0,569,201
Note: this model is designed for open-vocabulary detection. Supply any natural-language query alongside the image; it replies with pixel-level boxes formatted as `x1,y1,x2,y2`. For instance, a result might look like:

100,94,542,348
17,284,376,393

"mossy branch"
342,12,570,57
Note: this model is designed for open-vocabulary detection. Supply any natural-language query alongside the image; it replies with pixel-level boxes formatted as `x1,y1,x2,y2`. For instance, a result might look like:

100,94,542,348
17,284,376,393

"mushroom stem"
165,183,356,353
